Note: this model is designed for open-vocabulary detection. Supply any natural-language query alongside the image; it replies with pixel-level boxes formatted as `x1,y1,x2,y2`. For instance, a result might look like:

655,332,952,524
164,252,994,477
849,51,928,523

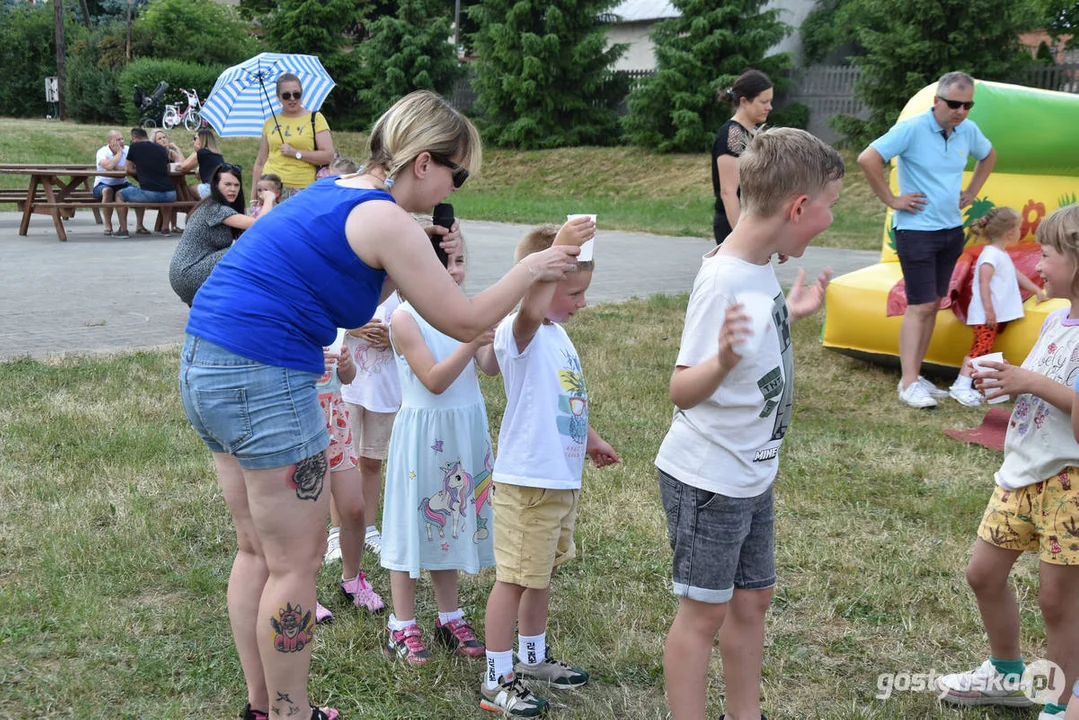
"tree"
468,0,629,148
0,2,85,118
833,0,1040,146
136,0,262,66
622,0,791,153
351,0,463,130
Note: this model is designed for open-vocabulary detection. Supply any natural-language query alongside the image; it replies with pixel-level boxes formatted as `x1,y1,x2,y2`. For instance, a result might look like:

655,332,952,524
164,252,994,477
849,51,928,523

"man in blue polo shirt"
858,71,996,409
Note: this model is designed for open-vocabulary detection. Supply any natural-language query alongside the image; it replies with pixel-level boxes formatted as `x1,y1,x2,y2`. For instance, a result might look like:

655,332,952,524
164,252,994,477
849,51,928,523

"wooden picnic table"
0,163,200,241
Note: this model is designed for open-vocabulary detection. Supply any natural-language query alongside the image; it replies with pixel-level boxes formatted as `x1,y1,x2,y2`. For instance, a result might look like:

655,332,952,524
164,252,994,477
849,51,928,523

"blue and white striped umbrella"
202,53,336,137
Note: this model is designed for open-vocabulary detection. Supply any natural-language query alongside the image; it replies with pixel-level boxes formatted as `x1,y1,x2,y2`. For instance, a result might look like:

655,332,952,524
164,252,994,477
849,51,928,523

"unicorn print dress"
380,303,496,578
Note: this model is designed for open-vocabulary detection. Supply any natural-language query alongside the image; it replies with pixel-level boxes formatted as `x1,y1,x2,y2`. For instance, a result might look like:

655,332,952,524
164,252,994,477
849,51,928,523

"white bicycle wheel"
183,111,202,132
139,117,157,129
163,110,177,130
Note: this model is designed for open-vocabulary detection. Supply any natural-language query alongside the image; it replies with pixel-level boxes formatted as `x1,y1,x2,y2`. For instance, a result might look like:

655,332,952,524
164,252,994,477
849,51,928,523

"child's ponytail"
969,206,1021,243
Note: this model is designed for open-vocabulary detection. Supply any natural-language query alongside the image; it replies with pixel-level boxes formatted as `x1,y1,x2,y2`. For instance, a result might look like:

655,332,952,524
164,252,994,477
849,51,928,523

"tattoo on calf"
270,602,314,653
287,452,326,501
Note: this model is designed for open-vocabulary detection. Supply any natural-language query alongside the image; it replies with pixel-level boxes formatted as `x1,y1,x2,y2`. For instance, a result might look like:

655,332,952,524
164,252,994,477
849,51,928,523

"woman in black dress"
711,70,774,244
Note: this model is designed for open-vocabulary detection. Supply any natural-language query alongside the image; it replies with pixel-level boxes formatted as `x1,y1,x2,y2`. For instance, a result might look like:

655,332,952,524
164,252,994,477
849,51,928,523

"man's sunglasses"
431,154,469,189
280,91,302,101
937,96,974,111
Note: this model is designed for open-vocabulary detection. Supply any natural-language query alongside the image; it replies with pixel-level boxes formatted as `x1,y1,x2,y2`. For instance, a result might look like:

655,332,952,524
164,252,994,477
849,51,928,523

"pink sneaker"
315,602,334,624
434,616,485,657
383,624,432,665
340,572,385,613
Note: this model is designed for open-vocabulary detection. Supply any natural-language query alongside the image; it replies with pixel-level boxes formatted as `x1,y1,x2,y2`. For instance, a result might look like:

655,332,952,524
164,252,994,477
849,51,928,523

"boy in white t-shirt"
479,218,620,718
655,128,843,720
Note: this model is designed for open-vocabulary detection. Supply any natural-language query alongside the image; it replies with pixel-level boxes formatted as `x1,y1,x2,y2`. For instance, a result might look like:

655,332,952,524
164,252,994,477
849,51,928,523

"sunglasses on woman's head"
937,96,974,111
221,163,243,174
430,154,469,189
280,91,302,101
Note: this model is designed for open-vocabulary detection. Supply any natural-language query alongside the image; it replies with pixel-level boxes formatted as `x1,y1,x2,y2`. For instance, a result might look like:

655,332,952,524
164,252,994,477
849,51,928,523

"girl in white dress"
380,239,498,665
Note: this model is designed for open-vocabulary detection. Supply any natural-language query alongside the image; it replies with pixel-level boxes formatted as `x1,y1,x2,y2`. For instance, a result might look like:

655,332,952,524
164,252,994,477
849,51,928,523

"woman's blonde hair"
365,90,481,186
1035,204,1079,295
196,129,222,156
969,206,1020,242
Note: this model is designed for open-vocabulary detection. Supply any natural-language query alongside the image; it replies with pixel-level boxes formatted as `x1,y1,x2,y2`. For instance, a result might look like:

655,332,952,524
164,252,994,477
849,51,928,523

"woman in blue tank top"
179,90,582,720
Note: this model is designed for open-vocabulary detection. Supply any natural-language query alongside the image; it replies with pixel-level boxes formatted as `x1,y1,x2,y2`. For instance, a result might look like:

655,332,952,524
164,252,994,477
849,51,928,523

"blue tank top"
186,179,391,374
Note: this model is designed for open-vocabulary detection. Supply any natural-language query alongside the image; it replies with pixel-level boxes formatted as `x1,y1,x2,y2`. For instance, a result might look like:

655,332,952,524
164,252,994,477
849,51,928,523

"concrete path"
0,211,878,362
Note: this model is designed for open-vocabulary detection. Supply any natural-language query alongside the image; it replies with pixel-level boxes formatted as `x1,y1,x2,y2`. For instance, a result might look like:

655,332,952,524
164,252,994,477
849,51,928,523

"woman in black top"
180,129,226,200
711,69,774,244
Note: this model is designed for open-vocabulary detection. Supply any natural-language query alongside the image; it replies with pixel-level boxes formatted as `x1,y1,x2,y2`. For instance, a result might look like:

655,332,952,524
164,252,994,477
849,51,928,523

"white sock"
328,526,341,536
387,613,416,632
438,608,465,625
365,525,379,537
518,631,546,666
341,574,358,585
953,374,973,390
485,649,514,689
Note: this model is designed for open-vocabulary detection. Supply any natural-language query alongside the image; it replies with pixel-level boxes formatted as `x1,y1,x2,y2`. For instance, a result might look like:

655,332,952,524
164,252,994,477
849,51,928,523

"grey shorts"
658,468,776,604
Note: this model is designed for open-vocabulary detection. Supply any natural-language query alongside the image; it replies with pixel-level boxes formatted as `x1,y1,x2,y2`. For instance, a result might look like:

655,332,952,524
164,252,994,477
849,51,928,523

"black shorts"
895,226,965,305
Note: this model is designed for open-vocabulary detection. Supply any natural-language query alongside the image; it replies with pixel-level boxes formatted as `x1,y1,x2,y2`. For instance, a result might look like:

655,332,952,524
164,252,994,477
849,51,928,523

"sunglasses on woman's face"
430,154,469,189
937,96,974,111
280,91,302,101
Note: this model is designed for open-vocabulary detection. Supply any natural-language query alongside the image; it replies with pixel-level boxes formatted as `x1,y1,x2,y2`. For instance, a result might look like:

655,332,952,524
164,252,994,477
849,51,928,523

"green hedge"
768,101,811,130
117,58,226,125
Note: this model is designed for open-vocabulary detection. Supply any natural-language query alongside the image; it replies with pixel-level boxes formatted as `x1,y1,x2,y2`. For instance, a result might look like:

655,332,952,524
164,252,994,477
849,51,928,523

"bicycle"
163,88,206,132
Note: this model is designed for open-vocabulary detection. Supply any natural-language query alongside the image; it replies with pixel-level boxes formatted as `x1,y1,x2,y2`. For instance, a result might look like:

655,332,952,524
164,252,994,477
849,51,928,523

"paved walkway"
0,211,878,361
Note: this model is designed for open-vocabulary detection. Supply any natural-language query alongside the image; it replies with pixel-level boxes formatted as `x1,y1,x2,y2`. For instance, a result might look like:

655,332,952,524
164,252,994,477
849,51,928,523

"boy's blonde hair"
366,90,481,185
515,223,594,271
1036,204,1079,295
969,206,1020,243
739,127,845,218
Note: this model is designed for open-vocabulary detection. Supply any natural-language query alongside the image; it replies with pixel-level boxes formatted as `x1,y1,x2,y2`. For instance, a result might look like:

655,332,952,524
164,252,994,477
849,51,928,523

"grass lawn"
0,118,886,250
0,295,1049,719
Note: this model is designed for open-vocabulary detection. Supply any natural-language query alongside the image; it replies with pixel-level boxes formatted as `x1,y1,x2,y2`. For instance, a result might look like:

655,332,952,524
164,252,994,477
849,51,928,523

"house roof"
610,0,680,22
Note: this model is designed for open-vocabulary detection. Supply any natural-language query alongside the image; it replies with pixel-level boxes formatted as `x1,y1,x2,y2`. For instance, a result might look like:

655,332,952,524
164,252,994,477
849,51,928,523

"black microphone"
431,203,453,268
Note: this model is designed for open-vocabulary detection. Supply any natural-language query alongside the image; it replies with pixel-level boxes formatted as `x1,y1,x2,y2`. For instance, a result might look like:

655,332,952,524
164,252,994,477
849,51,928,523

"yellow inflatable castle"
822,80,1076,369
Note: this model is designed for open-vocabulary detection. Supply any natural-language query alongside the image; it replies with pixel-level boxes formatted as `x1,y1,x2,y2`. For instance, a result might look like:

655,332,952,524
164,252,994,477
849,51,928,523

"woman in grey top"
169,164,275,306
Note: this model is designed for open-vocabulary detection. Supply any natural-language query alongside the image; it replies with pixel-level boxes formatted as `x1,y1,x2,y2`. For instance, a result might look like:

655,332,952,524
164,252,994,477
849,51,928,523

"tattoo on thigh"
287,452,326,501
270,602,314,653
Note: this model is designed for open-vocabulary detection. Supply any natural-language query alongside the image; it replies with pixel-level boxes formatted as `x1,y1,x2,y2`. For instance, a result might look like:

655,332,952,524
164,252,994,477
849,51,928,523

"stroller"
135,81,169,128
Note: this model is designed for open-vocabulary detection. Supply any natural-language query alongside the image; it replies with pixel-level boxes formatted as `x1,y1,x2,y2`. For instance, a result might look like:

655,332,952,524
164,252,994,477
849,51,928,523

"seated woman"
154,129,184,164
169,164,274,306
180,129,226,200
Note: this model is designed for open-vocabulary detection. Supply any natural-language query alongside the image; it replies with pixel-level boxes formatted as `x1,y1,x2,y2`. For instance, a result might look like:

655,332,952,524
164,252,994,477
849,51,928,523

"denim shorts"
179,334,328,470
658,468,776,604
120,187,176,203
895,226,964,305
93,181,129,199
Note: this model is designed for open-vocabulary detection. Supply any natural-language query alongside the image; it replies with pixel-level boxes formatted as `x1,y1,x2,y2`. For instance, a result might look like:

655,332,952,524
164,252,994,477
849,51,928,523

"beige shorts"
344,402,397,461
492,483,579,589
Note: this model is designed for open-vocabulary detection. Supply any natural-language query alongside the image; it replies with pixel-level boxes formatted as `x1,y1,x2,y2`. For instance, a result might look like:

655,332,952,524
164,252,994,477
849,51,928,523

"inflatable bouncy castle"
822,80,1076,369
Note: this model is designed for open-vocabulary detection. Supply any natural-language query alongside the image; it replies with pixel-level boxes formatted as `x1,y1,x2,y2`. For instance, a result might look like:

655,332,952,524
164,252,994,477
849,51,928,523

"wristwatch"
295,151,303,160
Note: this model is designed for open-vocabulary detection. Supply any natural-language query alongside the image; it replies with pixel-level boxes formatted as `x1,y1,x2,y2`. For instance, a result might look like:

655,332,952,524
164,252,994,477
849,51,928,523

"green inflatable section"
916,81,1079,177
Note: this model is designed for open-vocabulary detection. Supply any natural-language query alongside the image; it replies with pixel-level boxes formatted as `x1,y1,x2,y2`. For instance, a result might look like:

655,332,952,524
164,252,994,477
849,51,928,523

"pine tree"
468,0,628,149
352,0,463,129
622,0,790,153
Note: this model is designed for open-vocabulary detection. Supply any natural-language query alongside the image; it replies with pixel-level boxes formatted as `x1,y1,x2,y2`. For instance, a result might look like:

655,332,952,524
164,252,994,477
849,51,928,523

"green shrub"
65,22,132,125
117,58,226,125
136,0,262,66
0,4,85,118
768,102,810,130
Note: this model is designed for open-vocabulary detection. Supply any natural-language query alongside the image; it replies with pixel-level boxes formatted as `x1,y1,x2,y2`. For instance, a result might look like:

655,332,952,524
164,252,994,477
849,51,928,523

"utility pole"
79,0,92,29
54,0,66,120
454,0,461,55
126,0,133,61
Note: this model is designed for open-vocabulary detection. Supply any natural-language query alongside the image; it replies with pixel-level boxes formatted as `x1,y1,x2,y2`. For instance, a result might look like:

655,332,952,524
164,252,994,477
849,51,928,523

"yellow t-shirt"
262,111,330,189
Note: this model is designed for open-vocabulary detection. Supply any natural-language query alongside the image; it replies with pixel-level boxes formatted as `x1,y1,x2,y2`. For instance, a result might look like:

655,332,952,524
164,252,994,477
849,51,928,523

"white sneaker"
936,659,1033,707
323,527,342,565
918,376,950,398
898,380,938,408
949,386,984,407
1038,710,1066,720
364,530,382,556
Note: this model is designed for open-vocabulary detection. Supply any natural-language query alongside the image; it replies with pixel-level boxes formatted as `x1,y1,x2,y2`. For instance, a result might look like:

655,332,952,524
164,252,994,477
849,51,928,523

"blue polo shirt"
870,109,992,232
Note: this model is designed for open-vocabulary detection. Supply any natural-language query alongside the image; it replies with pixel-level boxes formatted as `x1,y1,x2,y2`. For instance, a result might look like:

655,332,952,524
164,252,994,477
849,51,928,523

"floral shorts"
977,467,1079,564
318,392,358,472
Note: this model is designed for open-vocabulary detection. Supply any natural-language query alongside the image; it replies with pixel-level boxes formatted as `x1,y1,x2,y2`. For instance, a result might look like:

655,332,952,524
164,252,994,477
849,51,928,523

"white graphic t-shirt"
340,292,403,413
655,251,792,498
492,313,588,490
996,308,1079,489
967,245,1026,326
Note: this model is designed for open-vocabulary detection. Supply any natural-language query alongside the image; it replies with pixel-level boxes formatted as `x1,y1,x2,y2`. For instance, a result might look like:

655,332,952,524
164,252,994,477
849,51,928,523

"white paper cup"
731,292,775,357
971,351,1009,403
567,214,596,262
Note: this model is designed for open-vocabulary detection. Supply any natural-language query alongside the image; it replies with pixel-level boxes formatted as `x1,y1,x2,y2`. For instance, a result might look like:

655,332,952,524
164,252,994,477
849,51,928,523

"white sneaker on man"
917,376,950,398
898,380,938,408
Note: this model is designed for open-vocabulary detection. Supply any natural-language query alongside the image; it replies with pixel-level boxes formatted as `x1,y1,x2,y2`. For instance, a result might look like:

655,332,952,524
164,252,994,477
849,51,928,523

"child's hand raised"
553,215,595,248
718,302,751,369
786,267,832,321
